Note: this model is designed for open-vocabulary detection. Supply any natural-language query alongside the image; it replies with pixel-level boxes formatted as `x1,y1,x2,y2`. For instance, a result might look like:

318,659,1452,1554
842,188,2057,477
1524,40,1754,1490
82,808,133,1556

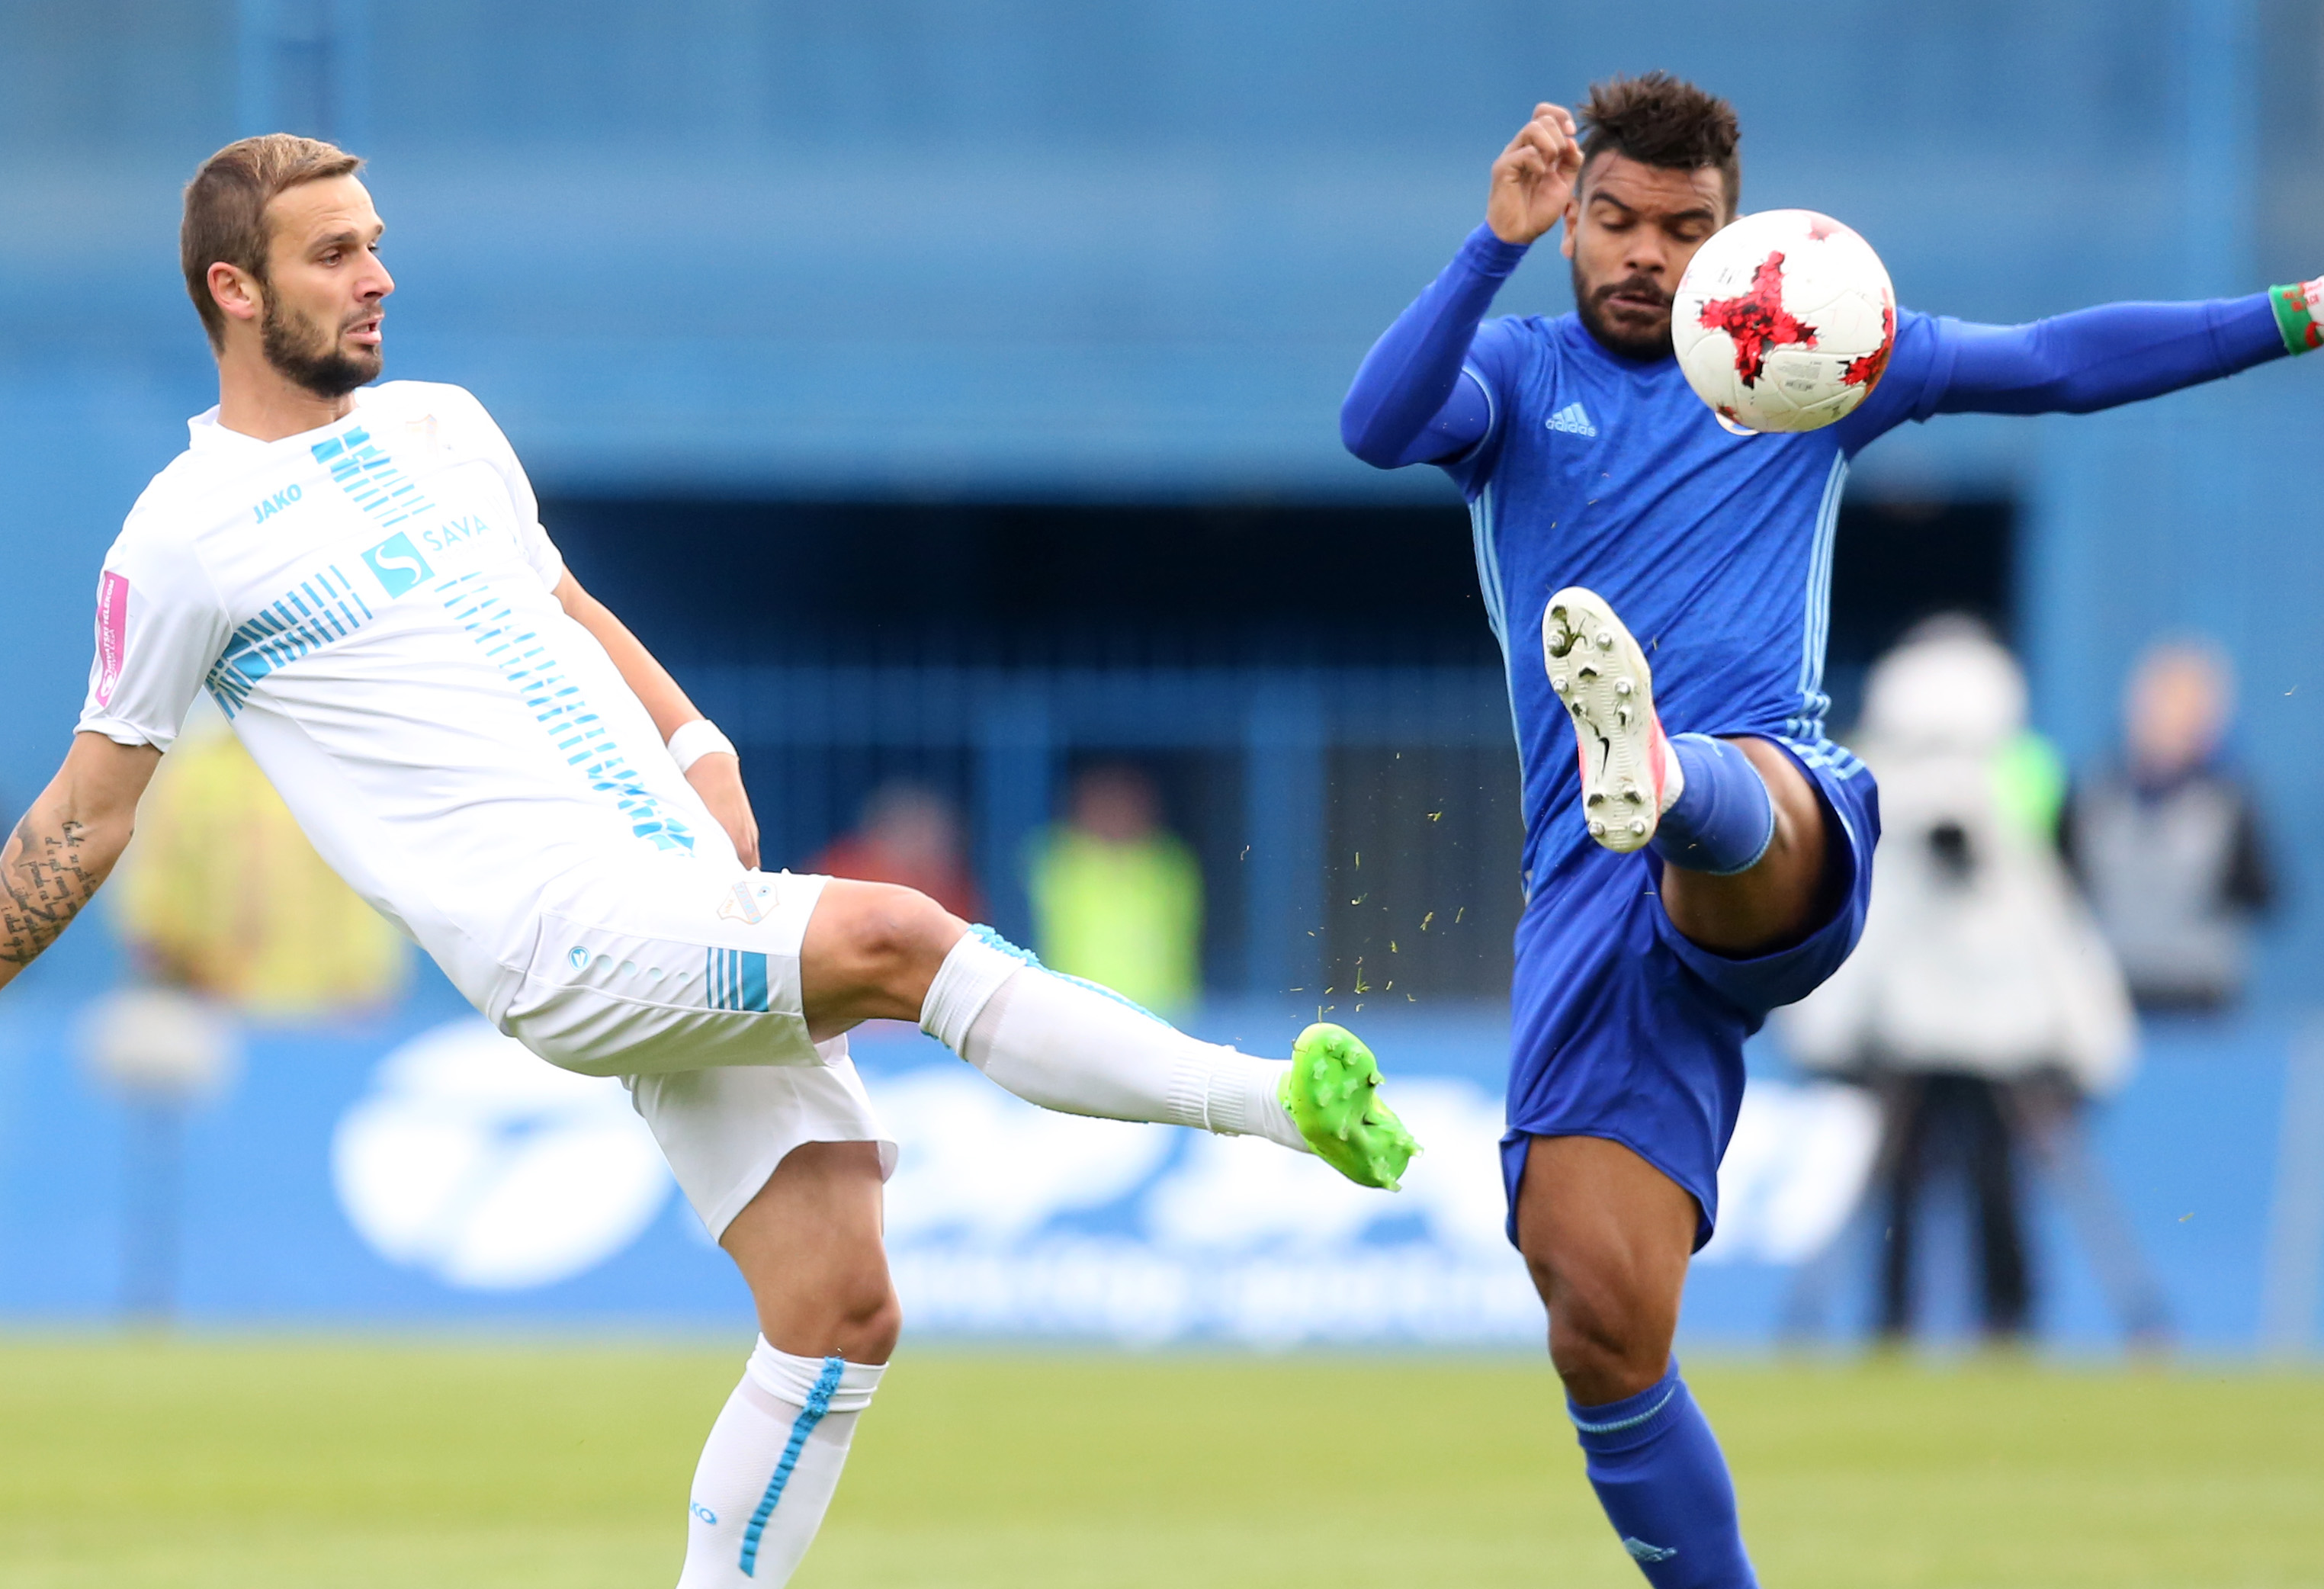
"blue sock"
1570,1363,1758,1589
1652,734,1775,876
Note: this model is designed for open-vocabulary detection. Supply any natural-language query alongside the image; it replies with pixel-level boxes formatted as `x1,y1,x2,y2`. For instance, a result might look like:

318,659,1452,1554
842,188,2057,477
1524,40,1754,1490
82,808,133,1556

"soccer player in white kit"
0,136,1420,1586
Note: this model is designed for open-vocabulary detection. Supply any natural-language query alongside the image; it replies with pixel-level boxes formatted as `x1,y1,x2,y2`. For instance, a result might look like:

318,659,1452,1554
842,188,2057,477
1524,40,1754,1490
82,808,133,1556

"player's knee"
1525,1250,1674,1401
1546,1302,1668,1402
843,1283,904,1363
821,882,961,990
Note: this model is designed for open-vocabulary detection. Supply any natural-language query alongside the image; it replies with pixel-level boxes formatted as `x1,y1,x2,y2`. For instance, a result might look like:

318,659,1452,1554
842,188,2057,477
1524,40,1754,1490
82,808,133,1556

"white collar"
187,388,377,455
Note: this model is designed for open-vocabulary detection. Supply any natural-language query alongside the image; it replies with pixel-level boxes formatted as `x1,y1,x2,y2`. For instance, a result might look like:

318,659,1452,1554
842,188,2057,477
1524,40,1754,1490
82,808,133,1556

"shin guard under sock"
1652,734,1776,877
679,1339,882,1587
1570,1363,1758,1589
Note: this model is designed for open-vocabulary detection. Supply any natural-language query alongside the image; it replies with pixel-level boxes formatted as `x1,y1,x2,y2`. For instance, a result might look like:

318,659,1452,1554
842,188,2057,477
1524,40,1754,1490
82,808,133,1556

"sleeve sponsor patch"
93,570,130,707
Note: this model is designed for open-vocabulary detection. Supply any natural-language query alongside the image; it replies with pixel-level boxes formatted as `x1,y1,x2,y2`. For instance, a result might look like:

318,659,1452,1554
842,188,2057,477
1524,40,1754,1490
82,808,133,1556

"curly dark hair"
1579,72,1741,213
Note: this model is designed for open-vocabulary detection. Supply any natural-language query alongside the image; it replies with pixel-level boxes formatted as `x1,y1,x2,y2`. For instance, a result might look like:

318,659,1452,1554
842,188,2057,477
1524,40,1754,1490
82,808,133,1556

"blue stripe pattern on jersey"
737,1356,845,1578
707,947,773,1013
204,565,376,716
310,425,434,527
1786,454,1849,740
437,570,695,855
1465,480,1530,790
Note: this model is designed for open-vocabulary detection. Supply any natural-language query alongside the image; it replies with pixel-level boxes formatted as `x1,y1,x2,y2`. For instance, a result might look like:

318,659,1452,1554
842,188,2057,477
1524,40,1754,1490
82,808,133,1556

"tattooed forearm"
0,815,101,965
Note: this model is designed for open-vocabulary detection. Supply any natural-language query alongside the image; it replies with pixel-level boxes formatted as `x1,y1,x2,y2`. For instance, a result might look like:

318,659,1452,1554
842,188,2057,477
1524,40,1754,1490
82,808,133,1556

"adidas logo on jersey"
1545,402,1599,438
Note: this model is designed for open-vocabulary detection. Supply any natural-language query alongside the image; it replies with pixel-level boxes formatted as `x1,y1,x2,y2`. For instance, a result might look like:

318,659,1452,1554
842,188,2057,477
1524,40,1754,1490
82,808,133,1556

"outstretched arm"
0,734,162,994
1929,280,2316,417
1340,104,1581,470
554,570,759,868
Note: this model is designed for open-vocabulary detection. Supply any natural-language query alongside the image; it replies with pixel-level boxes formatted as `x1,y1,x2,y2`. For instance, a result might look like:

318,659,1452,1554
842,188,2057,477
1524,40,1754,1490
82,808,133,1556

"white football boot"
1542,586,1683,855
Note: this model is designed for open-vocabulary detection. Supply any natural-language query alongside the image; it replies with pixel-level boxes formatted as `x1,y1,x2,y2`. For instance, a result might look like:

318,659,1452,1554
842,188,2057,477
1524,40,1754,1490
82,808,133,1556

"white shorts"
630,1061,897,1240
498,866,898,1238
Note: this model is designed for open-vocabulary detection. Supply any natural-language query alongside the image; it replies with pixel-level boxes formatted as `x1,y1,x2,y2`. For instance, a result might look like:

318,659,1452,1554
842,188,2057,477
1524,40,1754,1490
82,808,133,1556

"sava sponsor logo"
252,483,303,524
360,531,435,599
417,515,494,554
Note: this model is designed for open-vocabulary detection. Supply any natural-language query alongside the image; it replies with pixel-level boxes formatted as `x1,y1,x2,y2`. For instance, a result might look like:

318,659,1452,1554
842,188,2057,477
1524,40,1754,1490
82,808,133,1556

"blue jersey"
1446,307,1953,904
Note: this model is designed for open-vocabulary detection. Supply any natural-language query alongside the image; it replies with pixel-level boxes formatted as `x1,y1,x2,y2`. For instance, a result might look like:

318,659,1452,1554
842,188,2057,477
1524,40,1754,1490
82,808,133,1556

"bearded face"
259,283,381,399
1571,252,1677,362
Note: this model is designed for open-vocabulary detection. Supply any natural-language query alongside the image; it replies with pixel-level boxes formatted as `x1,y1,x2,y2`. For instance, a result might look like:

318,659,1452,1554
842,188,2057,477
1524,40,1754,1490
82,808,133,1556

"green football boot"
1279,1022,1421,1191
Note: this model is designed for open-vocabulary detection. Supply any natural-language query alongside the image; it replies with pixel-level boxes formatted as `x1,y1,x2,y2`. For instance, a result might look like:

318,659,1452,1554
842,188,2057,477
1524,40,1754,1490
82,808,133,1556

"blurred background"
2,0,2322,1366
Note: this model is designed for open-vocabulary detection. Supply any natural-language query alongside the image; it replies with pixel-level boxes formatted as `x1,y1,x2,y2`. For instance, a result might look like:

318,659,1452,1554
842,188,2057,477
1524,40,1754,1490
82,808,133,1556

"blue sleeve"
1834,294,2287,451
1341,225,1530,471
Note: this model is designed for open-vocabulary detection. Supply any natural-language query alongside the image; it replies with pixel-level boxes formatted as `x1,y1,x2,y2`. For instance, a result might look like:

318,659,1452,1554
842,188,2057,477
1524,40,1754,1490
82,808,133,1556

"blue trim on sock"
1653,733,1777,877
737,1356,845,1578
966,923,1171,1024
1569,1381,1680,1436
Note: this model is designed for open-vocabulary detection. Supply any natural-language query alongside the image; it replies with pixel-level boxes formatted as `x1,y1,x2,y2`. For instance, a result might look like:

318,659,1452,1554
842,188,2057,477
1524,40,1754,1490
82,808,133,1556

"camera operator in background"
1783,620,2165,1345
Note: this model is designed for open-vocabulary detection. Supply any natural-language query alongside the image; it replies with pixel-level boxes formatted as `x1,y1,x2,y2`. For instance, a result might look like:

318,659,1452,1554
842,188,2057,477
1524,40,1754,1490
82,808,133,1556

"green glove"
2274,278,2322,355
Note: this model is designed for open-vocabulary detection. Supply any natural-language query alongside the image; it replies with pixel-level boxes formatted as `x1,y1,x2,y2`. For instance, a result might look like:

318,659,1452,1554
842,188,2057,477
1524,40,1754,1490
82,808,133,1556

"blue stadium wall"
1,0,2319,973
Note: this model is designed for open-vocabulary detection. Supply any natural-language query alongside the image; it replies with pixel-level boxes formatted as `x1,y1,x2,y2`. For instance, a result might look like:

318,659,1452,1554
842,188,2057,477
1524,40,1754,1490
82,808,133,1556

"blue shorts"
1497,737,1880,1250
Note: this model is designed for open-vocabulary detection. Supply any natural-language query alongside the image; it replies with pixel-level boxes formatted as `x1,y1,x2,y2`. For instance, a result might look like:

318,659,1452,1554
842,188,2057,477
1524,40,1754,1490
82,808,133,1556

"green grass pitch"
0,1337,2318,1587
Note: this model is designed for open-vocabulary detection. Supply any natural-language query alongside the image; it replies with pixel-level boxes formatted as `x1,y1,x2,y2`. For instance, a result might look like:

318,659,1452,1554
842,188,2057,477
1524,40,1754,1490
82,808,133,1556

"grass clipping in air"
0,1338,2319,1587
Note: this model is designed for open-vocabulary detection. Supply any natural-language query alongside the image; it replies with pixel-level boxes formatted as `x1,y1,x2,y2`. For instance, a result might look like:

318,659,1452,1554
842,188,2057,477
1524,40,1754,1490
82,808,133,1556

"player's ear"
207,262,262,328
1560,194,1580,260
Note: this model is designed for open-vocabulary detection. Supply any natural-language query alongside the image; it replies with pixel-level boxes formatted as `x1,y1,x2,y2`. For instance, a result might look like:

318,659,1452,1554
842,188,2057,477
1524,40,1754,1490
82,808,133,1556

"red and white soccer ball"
1672,209,1897,434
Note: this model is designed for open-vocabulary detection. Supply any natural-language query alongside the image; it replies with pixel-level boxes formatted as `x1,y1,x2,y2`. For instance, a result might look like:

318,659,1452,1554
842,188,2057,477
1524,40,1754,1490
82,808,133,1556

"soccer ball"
1671,209,1896,434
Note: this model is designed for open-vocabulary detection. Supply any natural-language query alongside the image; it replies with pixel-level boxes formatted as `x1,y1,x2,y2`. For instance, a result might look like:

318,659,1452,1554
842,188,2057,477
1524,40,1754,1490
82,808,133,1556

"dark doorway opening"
541,498,1497,670
1825,498,2017,728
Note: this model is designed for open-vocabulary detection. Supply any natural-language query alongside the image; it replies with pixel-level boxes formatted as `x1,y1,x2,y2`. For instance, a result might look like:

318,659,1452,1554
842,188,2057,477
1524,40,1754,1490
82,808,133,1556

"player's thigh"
798,878,968,1033
1515,1134,1696,1345
1658,736,1829,955
721,1141,899,1359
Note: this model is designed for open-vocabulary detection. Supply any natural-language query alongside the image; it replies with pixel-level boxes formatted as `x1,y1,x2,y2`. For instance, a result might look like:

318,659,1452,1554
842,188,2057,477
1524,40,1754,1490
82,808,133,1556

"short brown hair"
181,134,364,349
1579,73,1741,214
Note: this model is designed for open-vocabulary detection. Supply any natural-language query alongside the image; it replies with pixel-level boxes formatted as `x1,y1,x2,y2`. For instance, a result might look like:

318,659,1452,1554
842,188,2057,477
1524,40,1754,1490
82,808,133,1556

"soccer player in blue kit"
1340,73,2320,1587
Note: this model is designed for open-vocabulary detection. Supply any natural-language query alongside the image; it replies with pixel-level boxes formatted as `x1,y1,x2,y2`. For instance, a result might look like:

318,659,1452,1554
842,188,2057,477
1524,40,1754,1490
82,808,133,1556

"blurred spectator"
809,782,984,923
2062,638,2278,1013
111,702,406,1019
1784,620,2162,1345
1029,764,1202,1016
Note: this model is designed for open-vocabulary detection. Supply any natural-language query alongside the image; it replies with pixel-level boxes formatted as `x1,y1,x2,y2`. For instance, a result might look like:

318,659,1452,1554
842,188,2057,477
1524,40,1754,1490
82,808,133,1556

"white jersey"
79,381,740,1016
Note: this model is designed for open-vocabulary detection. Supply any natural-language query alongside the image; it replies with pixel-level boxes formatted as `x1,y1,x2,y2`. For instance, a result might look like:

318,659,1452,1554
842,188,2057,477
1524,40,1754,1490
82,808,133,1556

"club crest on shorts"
718,874,777,926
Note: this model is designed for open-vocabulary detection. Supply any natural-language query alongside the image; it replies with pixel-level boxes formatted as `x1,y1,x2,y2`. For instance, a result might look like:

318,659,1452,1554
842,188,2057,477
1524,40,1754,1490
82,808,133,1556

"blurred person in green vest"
1029,764,1202,1017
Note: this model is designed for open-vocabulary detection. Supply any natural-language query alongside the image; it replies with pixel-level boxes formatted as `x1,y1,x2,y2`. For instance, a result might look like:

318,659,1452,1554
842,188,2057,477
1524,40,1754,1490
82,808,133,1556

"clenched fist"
1488,103,1584,246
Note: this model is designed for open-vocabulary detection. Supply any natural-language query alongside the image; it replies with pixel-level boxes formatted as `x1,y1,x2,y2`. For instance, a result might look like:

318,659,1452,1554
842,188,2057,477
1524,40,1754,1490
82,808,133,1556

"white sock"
676,1338,883,1587
919,929,1308,1153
